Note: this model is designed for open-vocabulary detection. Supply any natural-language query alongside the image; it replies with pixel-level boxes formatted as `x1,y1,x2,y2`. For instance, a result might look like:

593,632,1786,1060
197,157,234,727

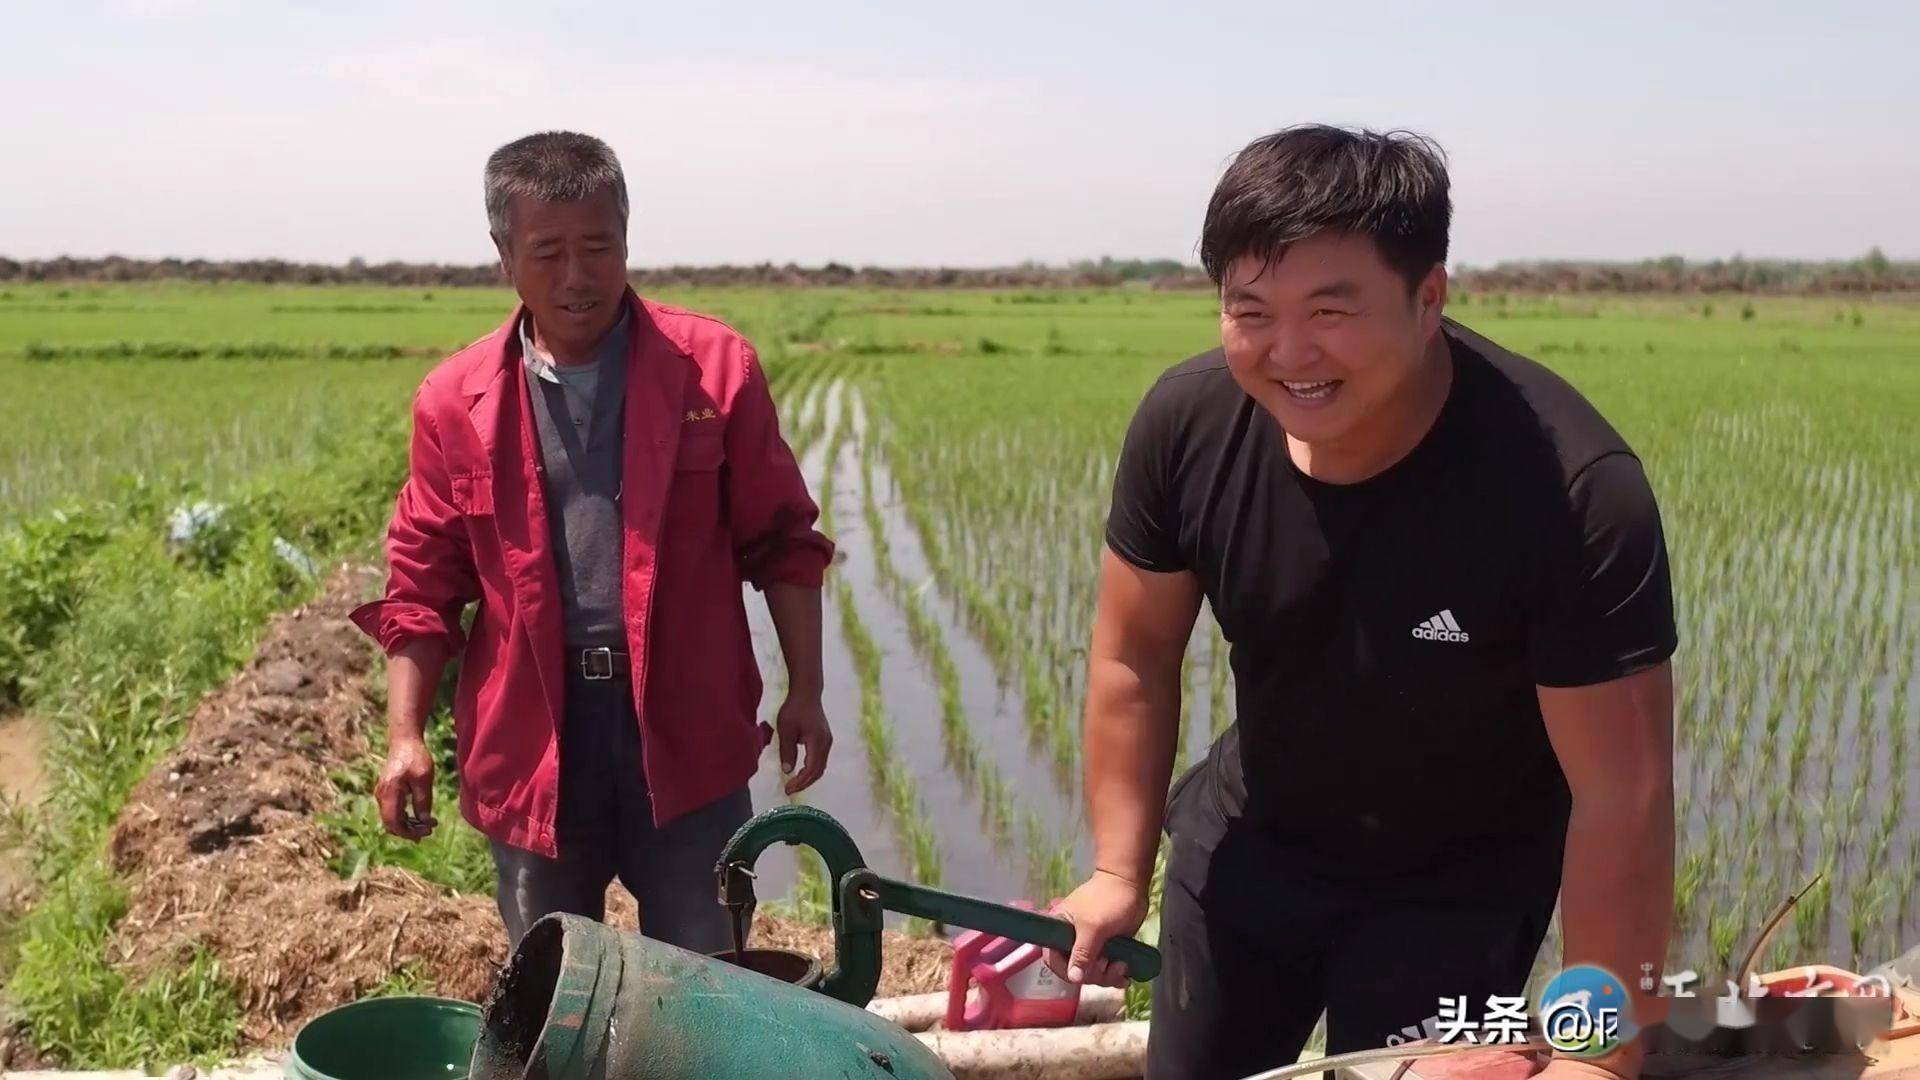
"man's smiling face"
495,187,629,359
1218,230,1444,450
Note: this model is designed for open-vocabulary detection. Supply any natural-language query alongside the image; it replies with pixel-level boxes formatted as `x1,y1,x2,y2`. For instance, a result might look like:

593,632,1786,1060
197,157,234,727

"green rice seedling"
1793,865,1835,949
1673,849,1709,925
1707,902,1745,975
1021,813,1078,903
1847,889,1882,969
1786,710,1814,788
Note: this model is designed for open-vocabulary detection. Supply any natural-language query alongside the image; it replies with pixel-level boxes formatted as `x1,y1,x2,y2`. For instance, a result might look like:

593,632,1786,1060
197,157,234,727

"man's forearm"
386,639,449,748
1084,654,1182,886
1557,792,1674,1076
764,583,823,695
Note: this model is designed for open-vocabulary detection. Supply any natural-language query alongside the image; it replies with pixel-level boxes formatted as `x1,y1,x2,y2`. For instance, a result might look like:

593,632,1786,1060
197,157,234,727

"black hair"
1200,124,1450,291
485,131,629,241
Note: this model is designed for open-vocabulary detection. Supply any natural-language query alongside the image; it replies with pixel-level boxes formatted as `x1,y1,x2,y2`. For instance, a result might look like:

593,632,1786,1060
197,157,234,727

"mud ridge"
102,565,949,1048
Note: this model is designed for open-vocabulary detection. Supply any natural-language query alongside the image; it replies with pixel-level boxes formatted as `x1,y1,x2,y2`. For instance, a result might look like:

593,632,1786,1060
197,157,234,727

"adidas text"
1412,609,1470,643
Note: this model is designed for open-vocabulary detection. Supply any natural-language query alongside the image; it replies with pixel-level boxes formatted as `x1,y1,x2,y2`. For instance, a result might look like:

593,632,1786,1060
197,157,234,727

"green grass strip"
1,412,407,1068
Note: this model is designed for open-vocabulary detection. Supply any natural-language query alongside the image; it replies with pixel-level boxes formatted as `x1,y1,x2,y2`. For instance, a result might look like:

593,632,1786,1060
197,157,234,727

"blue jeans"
488,669,753,951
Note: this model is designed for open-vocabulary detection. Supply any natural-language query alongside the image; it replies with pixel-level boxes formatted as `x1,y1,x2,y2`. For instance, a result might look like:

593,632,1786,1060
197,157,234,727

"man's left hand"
774,693,832,794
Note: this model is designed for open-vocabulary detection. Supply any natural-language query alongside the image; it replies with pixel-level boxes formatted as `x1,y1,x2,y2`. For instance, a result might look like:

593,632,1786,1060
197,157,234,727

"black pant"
489,671,752,950
1146,814,1558,1079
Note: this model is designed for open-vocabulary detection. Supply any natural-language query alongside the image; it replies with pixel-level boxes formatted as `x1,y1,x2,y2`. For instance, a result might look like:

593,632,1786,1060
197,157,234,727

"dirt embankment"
0,713,47,809
0,711,49,911
102,566,948,1048
104,567,500,1044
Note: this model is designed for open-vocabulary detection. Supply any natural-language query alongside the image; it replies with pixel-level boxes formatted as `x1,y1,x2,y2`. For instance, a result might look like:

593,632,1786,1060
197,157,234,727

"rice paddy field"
2,280,1916,993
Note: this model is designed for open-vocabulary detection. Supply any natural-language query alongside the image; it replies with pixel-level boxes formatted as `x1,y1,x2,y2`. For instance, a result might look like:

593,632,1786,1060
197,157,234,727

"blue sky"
3,1,1914,267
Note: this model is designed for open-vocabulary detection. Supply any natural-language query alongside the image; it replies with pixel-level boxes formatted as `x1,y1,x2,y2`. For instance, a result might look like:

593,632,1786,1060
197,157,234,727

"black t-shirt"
1108,319,1677,895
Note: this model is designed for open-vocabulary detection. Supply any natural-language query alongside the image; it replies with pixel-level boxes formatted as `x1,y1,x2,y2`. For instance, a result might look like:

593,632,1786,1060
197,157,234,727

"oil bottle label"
1007,956,1075,1000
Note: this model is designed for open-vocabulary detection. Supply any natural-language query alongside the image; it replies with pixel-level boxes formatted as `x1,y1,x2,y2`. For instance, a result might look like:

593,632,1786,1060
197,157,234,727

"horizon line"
2,250,1911,273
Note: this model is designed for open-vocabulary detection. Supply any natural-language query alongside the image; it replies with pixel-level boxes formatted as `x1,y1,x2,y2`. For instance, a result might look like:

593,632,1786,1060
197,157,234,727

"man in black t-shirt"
1044,126,1677,1080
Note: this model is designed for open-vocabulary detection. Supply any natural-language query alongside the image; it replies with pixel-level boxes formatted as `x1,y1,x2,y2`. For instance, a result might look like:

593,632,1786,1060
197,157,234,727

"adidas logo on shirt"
1412,609,1470,643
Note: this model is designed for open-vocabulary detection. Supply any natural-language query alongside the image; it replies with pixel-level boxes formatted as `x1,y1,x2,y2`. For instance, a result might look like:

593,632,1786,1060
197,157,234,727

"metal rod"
871,877,1162,981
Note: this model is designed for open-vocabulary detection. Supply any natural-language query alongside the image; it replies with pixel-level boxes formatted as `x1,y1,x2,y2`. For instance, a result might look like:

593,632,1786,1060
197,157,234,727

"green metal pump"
463,806,1161,1079
716,805,1162,1006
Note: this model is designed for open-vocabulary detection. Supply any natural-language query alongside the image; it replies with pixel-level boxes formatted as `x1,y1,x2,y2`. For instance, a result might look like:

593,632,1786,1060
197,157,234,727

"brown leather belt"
572,646,631,681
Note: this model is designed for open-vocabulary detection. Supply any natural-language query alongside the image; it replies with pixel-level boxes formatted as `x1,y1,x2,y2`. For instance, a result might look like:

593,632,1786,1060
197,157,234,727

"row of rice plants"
855,433,1016,840
847,415,1099,901
816,425,943,890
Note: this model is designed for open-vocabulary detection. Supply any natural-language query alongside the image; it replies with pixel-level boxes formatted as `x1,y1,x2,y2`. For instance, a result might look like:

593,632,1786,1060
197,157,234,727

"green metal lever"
717,806,1162,1008
841,869,1161,980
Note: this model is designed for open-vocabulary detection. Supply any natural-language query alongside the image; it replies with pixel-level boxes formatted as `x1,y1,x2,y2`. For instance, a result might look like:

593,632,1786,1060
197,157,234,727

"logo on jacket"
684,408,717,423
1411,609,1470,643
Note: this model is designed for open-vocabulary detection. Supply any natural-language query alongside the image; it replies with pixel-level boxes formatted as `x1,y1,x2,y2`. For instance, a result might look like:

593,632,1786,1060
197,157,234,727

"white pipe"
914,1020,1149,1079
867,986,1126,1033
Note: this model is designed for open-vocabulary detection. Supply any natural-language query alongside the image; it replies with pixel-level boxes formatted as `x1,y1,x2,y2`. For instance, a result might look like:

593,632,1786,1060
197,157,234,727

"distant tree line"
0,255,1187,290
1452,250,1915,295
1,251,1912,294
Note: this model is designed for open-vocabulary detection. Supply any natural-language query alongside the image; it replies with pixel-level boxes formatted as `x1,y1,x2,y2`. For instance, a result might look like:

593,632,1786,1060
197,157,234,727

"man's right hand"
376,737,437,840
1045,869,1150,988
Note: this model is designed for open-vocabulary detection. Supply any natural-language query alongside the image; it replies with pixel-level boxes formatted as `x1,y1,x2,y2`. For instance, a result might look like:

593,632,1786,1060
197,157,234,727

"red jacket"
350,291,832,856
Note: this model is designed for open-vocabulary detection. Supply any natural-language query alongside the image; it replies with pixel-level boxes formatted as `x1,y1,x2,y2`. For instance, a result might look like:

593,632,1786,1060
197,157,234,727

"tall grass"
1,411,407,1066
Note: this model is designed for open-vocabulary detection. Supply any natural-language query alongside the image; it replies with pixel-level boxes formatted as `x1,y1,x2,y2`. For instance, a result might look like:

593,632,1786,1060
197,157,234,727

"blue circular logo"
1538,965,1637,1057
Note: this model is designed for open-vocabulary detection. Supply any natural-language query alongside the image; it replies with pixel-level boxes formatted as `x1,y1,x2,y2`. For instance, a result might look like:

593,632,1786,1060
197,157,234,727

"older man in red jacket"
351,131,833,951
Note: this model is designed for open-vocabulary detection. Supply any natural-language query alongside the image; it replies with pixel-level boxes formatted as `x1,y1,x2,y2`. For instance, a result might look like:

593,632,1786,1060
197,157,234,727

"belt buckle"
581,647,615,681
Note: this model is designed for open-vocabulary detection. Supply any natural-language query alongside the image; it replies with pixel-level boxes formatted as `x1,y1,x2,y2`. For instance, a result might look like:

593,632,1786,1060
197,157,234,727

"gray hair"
484,131,630,243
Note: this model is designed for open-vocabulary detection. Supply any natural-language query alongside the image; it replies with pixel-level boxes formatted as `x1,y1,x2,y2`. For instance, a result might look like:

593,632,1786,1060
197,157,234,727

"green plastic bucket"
288,995,480,1080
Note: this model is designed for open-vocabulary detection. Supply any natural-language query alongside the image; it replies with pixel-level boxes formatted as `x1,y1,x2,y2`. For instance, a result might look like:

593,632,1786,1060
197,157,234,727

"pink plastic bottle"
945,903,1082,1031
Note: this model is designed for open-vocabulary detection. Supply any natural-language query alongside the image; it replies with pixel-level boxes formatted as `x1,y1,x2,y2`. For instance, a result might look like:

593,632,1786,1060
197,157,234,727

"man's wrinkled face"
1219,231,1443,448
495,188,628,357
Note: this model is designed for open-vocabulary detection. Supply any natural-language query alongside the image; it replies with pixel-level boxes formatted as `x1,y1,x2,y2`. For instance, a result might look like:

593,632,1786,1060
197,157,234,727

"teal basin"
288,995,480,1080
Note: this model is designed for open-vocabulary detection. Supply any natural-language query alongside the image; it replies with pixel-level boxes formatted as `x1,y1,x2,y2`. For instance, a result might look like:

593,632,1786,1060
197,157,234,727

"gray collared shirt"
521,310,632,646
520,308,631,447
